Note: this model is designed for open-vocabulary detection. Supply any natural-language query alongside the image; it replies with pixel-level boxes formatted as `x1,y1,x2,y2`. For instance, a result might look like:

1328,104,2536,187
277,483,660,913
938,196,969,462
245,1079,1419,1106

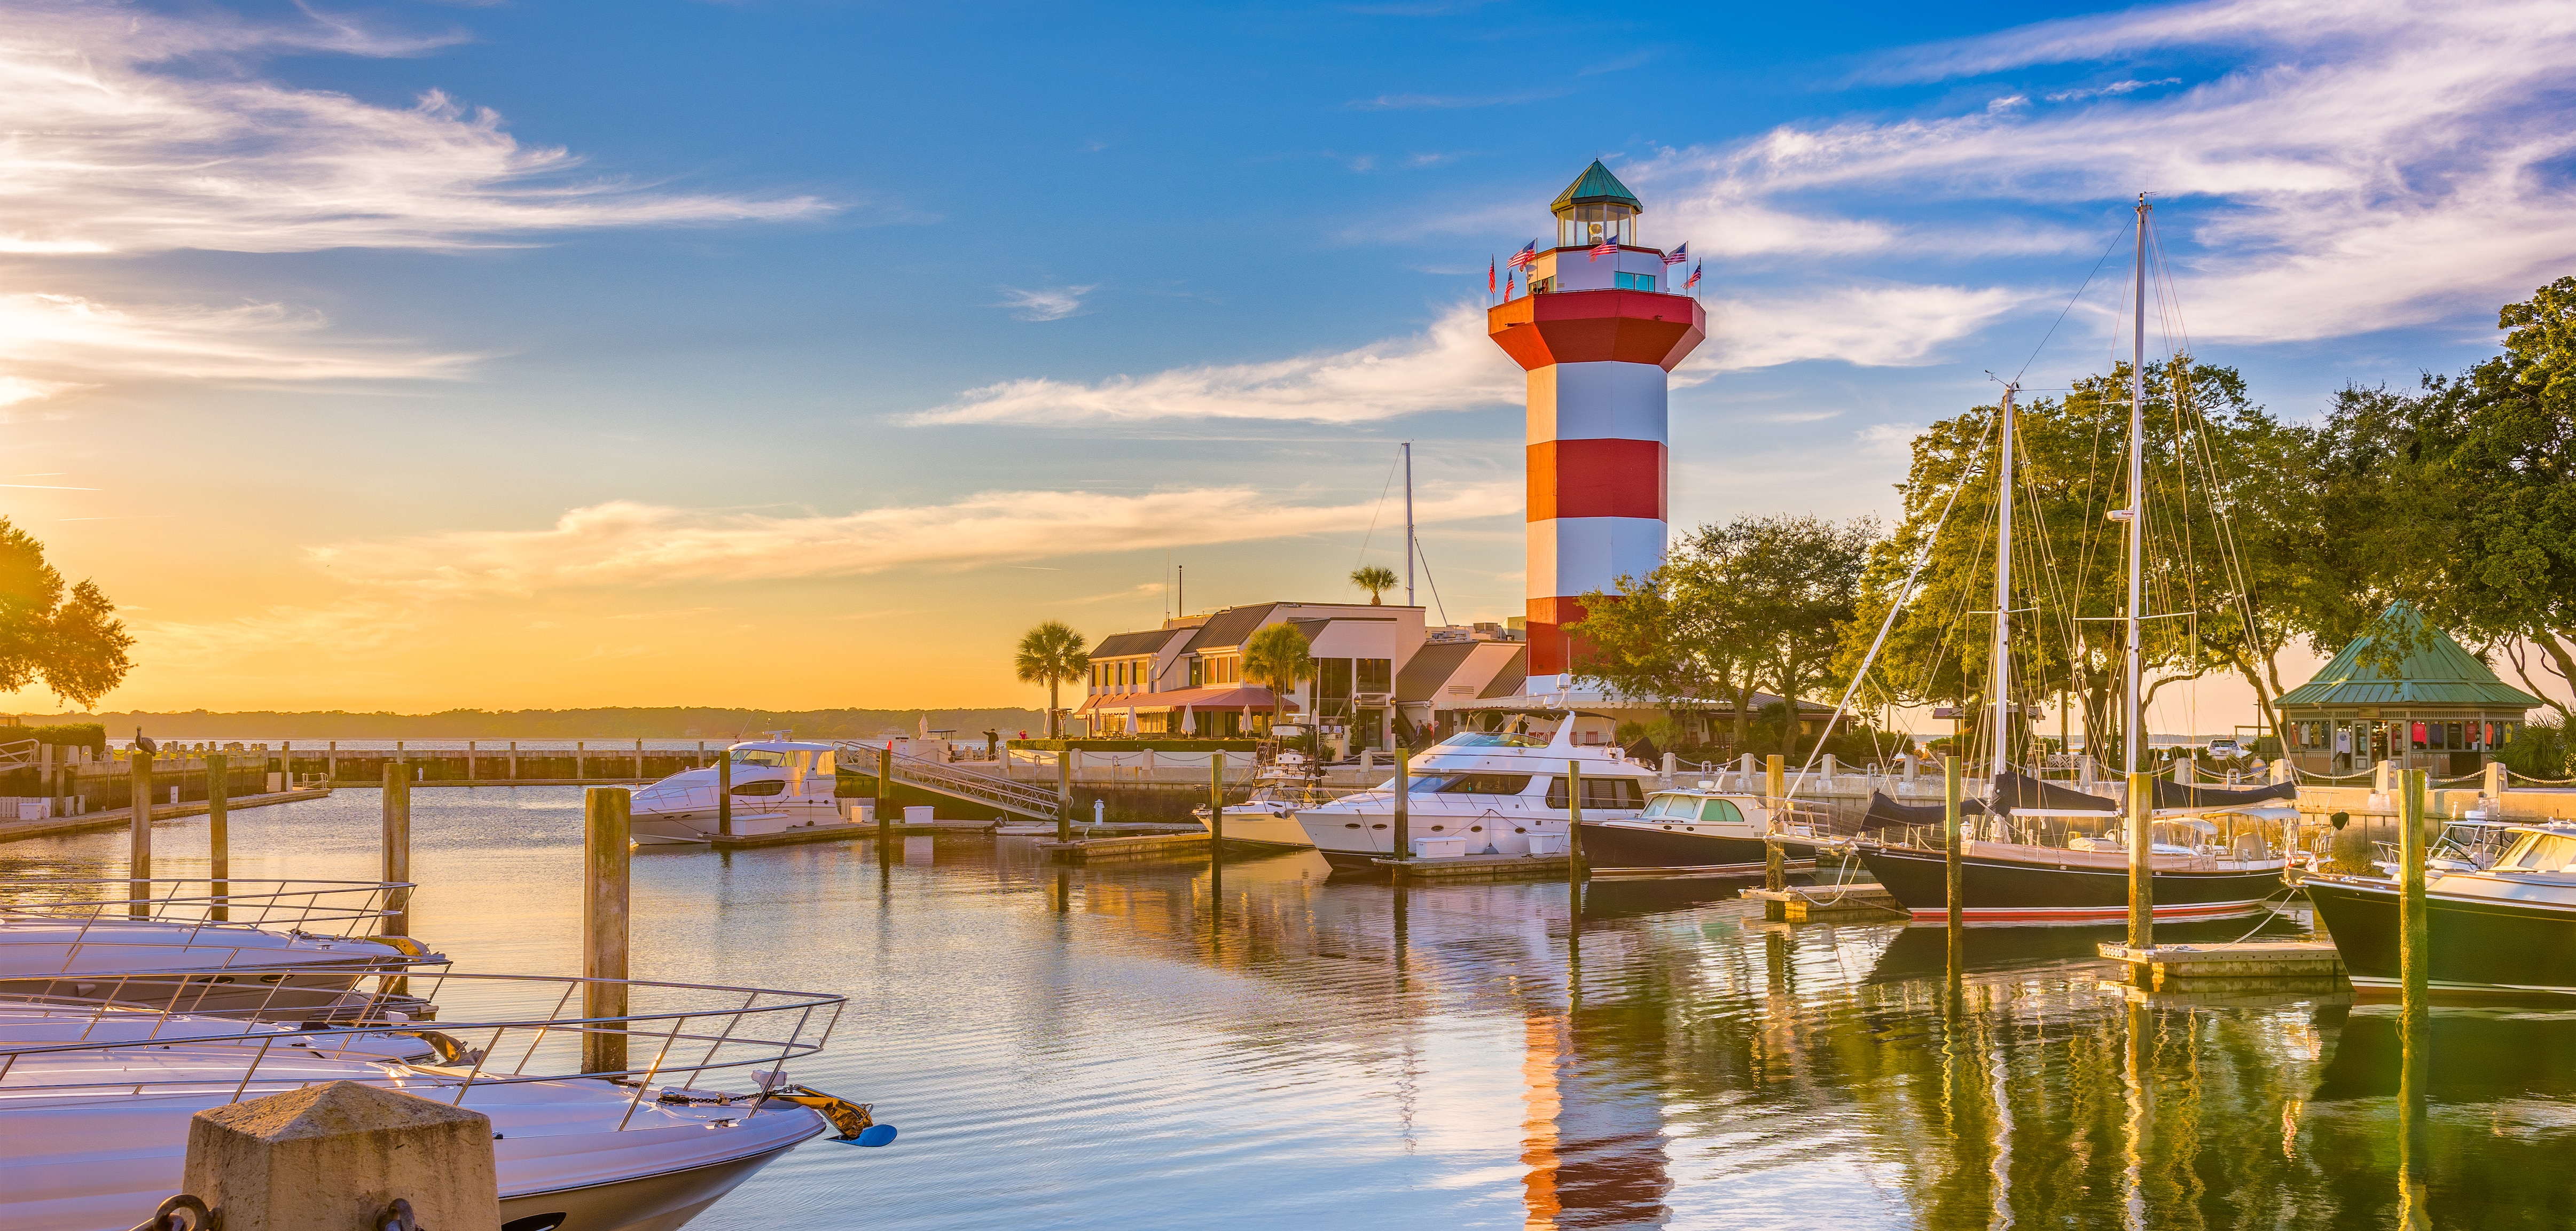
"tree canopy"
1013,620,1089,737
0,519,132,708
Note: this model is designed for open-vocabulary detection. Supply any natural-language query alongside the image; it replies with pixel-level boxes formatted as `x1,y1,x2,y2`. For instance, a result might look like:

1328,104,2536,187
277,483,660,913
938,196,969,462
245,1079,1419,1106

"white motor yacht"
1294,718,1656,870
0,878,442,1018
629,739,858,845
0,971,865,1231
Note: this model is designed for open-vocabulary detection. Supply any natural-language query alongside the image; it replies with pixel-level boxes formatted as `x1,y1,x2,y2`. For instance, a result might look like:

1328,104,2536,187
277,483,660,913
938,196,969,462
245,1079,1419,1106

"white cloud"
913,302,1521,425
2044,78,2182,103
307,483,1523,597
0,4,830,256
1628,0,2576,342
1695,285,2024,372
996,286,1095,322
0,292,472,391
132,599,429,669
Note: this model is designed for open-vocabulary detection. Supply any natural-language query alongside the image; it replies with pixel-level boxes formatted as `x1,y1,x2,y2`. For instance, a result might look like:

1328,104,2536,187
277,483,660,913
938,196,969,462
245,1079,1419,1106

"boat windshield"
1641,795,1696,819
730,749,792,767
1436,731,1551,750
1383,773,1536,794
2504,833,2576,873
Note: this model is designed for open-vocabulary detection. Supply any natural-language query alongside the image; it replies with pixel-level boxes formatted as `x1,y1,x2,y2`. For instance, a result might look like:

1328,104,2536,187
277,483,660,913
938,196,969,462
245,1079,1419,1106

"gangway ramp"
839,742,1060,823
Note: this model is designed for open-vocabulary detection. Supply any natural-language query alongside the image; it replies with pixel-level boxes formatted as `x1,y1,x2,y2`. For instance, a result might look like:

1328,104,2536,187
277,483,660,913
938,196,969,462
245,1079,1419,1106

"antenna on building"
1402,441,1415,606
1178,565,1185,618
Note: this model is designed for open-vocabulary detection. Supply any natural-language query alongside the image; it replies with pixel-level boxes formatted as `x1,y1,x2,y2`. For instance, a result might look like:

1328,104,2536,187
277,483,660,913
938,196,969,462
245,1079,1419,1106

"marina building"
1079,602,1430,746
2273,602,2543,777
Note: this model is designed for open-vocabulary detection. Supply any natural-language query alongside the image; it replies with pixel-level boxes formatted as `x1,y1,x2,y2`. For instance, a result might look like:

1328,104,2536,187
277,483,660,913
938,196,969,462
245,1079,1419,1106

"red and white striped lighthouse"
1488,161,1706,680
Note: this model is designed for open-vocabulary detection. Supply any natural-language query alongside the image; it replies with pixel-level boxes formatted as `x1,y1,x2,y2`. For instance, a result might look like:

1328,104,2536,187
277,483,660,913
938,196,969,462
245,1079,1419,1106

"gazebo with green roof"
2274,601,2543,777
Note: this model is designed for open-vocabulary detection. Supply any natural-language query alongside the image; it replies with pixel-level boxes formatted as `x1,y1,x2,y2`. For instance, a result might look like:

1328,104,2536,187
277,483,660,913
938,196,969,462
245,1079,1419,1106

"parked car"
2204,737,2244,758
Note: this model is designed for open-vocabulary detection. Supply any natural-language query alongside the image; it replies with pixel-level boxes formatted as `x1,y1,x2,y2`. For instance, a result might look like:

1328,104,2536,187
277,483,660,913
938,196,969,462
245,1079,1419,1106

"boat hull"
1208,808,1313,851
1859,844,2284,925
500,1139,802,1231
1578,821,1823,877
2306,876,2576,998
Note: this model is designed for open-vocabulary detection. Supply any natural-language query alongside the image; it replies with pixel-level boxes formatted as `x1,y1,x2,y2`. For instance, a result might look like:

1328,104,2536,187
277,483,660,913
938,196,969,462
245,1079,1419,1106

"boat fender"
760,1082,890,1143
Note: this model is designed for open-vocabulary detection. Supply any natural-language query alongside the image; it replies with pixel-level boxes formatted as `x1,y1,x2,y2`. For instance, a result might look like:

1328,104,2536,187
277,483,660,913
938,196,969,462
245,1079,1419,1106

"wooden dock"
2096,941,2347,993
0,786,336,844
1741,884,1906,923
1372,852,1571,883
1040,831,1213,864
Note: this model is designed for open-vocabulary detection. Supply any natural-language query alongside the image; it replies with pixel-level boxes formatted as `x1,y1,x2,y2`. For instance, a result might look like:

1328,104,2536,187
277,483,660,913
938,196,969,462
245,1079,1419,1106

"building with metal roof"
2274,602,2543,777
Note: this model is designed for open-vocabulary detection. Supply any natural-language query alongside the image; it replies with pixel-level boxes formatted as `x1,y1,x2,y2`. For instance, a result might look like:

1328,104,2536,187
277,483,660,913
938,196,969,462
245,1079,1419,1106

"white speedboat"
1294,718,1657,870
629,739,859,845
0,972,866,1231
1195,750,1332,850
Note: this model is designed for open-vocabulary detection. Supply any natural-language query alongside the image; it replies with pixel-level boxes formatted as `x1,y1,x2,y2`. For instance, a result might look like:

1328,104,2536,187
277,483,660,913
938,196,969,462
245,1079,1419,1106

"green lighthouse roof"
2274,601,2545,710
1551,160,1643,214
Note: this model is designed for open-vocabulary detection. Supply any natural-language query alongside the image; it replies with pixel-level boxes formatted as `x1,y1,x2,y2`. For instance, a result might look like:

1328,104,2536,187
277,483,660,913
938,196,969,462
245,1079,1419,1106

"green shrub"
22,722,104,752
2497,716,2569,781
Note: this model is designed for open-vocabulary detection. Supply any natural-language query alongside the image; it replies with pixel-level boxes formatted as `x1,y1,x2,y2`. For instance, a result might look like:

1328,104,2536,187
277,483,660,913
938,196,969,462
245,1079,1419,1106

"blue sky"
1,0,2565,715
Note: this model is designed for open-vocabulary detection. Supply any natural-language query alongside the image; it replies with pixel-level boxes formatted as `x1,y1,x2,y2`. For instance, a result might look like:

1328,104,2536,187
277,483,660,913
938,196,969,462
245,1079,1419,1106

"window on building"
1188,658,1203,688
1613,271,1657,291
1317,658,1353,719
1530,276,1556,294
1356,658,1391,695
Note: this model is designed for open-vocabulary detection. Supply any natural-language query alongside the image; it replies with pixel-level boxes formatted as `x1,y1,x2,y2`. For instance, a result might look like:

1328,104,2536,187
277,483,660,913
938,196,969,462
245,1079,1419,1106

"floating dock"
2096,941,2347,993
1741,884,1906,923
1372,852,1571,883
1040,831,1214,864
0,786,335,844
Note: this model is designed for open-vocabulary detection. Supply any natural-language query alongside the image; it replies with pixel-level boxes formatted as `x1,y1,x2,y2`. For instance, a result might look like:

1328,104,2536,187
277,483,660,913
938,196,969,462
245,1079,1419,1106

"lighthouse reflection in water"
3,787,2560,1228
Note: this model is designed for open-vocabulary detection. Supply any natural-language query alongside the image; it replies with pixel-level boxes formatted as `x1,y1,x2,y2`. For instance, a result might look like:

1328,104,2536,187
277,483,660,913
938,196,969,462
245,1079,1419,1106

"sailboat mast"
1991,384,2017,781
2124,194,2150,776
1403,441,1416,607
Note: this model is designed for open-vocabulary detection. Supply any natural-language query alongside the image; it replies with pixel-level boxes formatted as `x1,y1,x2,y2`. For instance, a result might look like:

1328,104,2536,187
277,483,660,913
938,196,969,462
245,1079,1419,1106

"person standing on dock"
985,729,1000,761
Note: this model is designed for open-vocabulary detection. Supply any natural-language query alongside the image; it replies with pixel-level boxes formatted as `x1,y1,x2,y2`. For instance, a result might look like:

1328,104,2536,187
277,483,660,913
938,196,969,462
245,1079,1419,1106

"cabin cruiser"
0,972,865,1231
1294,717,1656,870
1578,782,1832,878
2306,820,2576,998
629,739,858,845
1195,746,1332,850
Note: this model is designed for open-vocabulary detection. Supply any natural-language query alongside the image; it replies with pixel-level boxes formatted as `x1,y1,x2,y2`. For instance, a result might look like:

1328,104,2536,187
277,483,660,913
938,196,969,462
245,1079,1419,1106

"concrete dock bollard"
129,750,154,918
381,763,410,939
207,753,230,923
582,786,630,1074
183,1080,501,1231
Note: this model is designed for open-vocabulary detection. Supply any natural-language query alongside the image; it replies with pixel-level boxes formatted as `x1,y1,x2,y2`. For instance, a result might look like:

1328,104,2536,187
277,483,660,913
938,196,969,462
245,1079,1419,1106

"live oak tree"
1834,364,2307,762
0,519,133,708
1013,621,1089,738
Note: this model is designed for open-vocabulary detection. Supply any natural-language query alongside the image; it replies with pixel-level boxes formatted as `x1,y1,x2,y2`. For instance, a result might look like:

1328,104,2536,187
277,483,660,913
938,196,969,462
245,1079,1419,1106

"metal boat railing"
0,970,845,1126
2,877,409,938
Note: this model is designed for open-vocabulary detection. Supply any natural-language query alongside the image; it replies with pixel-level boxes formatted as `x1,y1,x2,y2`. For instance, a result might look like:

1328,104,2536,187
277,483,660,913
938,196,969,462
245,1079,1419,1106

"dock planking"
0,786,334,844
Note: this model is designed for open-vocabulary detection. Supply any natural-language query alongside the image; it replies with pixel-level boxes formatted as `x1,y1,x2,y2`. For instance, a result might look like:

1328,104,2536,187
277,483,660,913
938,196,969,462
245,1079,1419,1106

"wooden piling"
207,753,229,923
2401,767,2429,1015
575,741,585,781
1567,760,1586,885
581,786,630,1074
382,763,410,938
1054,749,1071,844
129,751,152,918
882,745,899,844
1764,753,1786,891
635,738,645,779
1208,752,1224,848
508,740,518,781
2127,770,2154,962
465,740,475,783
1944,754,1962,970
1392,749,1410,860
714,745,734,837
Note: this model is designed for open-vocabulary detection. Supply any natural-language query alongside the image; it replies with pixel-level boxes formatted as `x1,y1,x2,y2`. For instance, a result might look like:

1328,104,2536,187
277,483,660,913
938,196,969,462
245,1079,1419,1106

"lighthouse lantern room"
1487,160,1707,683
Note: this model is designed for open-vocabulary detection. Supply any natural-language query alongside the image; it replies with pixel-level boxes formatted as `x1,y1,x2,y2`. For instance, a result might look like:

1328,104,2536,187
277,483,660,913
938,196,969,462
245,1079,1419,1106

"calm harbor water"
3,786,2564,1228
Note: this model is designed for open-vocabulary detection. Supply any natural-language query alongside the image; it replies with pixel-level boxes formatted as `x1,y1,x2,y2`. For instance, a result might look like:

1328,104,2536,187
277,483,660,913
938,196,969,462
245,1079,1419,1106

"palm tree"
1243,623,1314,730
1014,621,1090,738
1350,564,1399,605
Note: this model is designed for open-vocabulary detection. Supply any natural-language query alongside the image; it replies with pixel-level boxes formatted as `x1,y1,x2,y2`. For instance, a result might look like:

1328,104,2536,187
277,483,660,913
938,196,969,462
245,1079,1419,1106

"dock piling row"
207,753,229,923
128,751,151,917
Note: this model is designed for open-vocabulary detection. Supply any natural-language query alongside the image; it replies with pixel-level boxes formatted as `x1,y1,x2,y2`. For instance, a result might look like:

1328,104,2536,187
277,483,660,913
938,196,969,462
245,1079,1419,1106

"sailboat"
1856,196,2295,925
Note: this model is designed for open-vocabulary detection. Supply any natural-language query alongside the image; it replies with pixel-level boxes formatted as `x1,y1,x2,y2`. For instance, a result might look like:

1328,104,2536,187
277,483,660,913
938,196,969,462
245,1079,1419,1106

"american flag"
1588,238,1617,261
1487,258,1497,297
1505,269,1517,298
1684,262,1702,291
1506,241,1538,269
1663,243,1689,267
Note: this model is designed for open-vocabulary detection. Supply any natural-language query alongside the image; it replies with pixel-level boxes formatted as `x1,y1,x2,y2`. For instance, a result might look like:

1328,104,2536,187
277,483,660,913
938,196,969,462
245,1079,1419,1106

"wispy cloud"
2043,77,2182,103
307,485,1522,597
996,285,1096,322
0,2,827,412
1347,89,1562,110
1628,0,2576,342
1697,284,2024,372
913,302,1520,425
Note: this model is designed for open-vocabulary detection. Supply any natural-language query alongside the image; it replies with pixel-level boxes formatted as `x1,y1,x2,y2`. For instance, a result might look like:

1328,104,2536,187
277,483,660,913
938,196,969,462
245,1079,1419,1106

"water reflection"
1,790,2564,1228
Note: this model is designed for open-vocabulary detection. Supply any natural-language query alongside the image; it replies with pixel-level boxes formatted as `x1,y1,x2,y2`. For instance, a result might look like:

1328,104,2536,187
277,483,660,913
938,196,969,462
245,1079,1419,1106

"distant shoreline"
2,706,1047,741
